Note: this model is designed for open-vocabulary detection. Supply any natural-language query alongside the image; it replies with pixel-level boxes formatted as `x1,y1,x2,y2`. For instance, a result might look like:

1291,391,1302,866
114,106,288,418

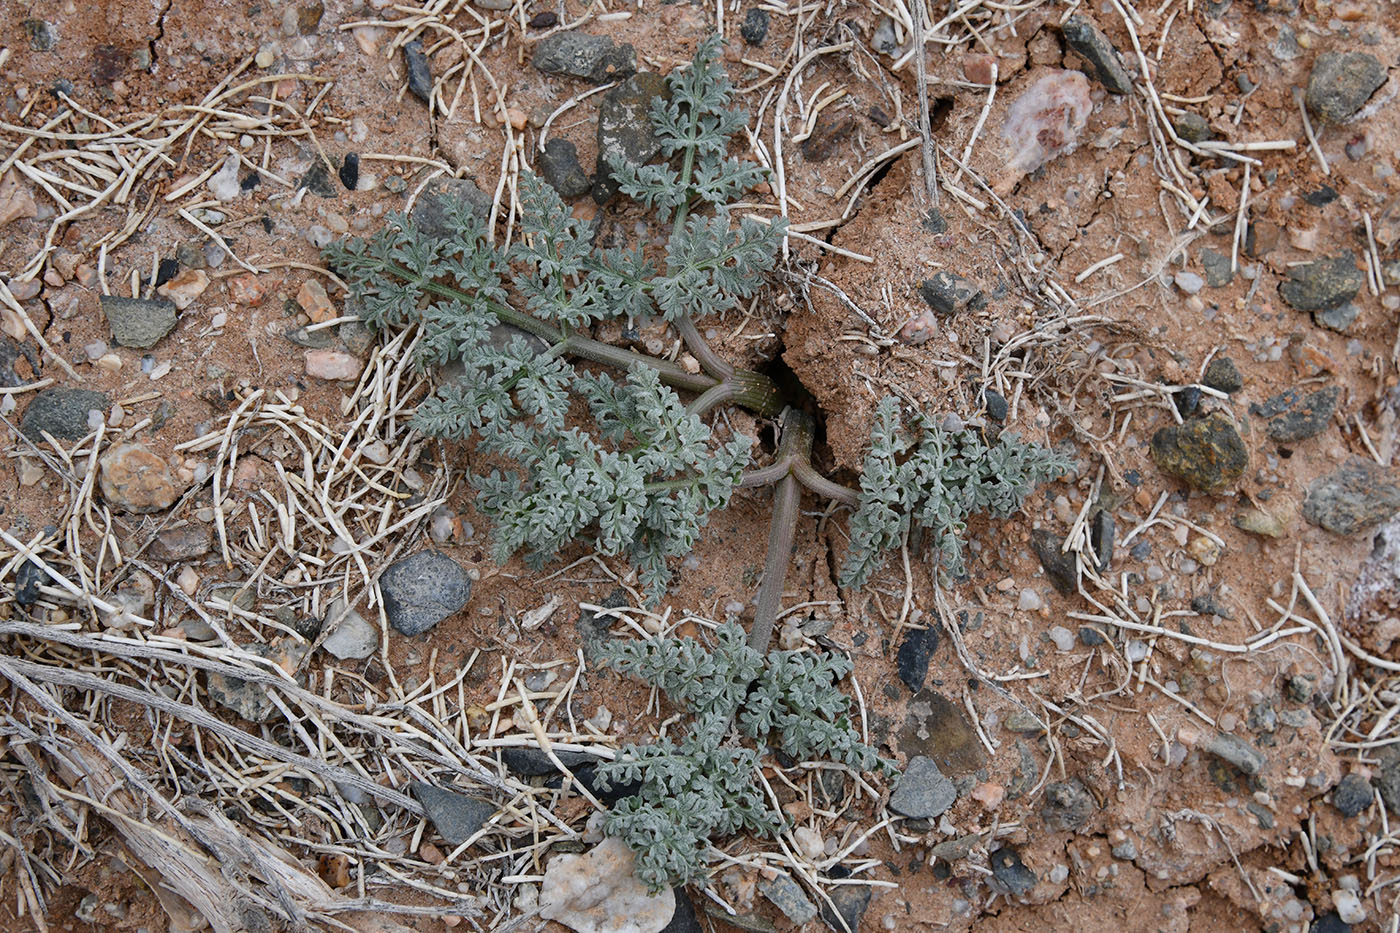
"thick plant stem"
748,408,812,654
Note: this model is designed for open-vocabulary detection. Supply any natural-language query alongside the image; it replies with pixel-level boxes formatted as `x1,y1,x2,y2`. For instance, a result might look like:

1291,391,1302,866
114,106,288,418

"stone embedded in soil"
1316,302,1359,334
321,598,378,660
759,875,815,925
1202,356,1242,393
532,31,636,85
21,387,109,441
297,278,336,323
575,587,629,664
15,561,43,608
101,295,178,349
983,388,1008,422
895,624,938,693
1060,16,1133,94
99,443,181,513
539,138,592,199
1172,111,1213,143
378,549,472,636
899,690,986,777
1031,529,1078,595
0,170,39,227
1333,772,1374,818
155,268,209,310
297,163,337,199
1091,509,1114,571
1040,777,1096,832
340,319,374,356
1001,70,1092,177
305,349,363,381
1203,732,1267,776
1253,385,1340,442
539,836,675,933
990,846,1037,897
207,153,241,201
1200,249,1234,289
1376,745,1400,815
403,39,432,103
889,755,957,819
206,641,305,722
500,747,601,778
1310,913,1351,933
818,868,871,933
410,177,492,240
918,271,985,317
1279,252,1363,311
1305,51,1387,123
741,8,770,45
409,781,495,847
594,72,670,202
1150,412,1248,495
338,151,359,191
1303,459,1400,535
149,524,213,562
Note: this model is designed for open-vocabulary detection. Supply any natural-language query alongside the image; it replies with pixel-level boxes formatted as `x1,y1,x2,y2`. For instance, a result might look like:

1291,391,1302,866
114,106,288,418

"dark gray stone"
1200,249,1234,289
1310,913,1351,933
0,333,37,389
1333,772,1374,818
410,177,492,240
594,72,669,202
1078,625,1107,646
1280,252,1364,311
15,561,43,608
1316,303,1360,333
889,755,957,819
339,319,374,356
532,31,636,84
983,388,1008,422
539,138,592,198
1304,459,1400,535
818,871,870,933
1202,356,1242,393
919,272,985,316
283,324,335,349
741,8,770,45
895,625,938,693
339,152,359,191
1173,111,1213,143
409,781,494,846
206,641,306,723
1173,386,1202,417
379,550,472,636
1061,16,1133,94
759,875,815,925
990,846,1037,896
21,387,109,441
1150,412,1248,494
1203,732,1266,775
1041,777,1096,832
101,296,177,349
1306,52,1387,123
499,747,601,777
297,163,336,198
1090,509,1114,571
1255,385,1340,442
403,40,432,103
1377,745,1400,815
1032,529,1078,595
663,887,702,933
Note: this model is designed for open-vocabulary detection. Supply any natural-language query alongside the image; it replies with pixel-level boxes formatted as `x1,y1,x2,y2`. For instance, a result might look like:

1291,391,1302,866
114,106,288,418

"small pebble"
1174,271,1205,294
1017,588,1044,612
177,566,199,595
1048,626,1075,651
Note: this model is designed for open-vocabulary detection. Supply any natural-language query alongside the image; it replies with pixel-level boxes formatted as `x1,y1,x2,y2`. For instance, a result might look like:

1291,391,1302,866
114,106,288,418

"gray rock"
23,20,57,52
410,177,493,240
1173,111,1213,143
148,524,213,562
983,388,1008,422
576,587,629,664
379,550,471,636
297,163,336,199
741,8,770,45
1377,745,1400,815
1150,412,1248,495
1316,302,1359,333
1004,710,1045,734
990,846,1037,896
206,641,306,723
500,747,600,777
898,690,986,778
1112,839,1138,860
1061,16,1133,95
1041,777,1096,831
409,781,494,846
101,296,177,349
1202,355,1242,393
1304,459,1400,535
339,319,374,355
1203,732,1266,775
283,324,335,349
872,16,900,56
21,387,109,441
1032,529,1078,595
889,755,957,818
1200,248,1234,288
1333,772,1373,818
759,875,815,925
539,138,592,199
1079,625,1107,646
532,31,635,84
321,598,379,660
1280,252,1363,311
895,625,938,693
918,272,985,316
594,72,669,201
1254,385,1340,442
818,876,870,933
1306,52,1387,123
403,39,432,103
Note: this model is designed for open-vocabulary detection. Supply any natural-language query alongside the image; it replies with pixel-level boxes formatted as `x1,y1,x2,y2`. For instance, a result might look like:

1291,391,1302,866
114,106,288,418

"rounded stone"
379,549,472,636
99,443,181,513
